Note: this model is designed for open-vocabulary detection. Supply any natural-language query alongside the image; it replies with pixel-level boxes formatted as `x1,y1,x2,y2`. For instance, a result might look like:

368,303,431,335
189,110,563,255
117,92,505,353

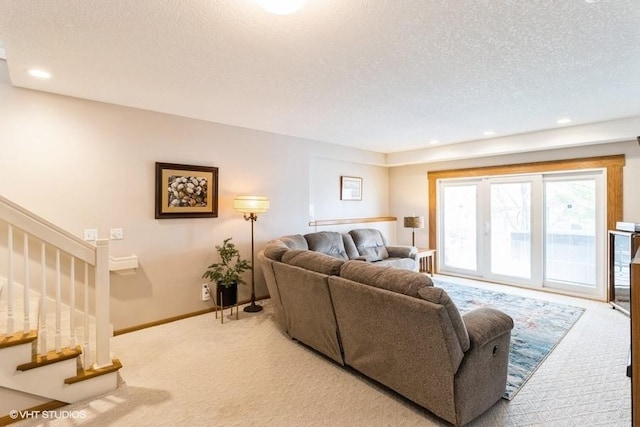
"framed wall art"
340,176,362,201
155,162,219,219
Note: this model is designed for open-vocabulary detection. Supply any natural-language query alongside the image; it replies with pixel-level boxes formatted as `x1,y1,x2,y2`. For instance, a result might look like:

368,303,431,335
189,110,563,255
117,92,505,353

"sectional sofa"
258,230,514,426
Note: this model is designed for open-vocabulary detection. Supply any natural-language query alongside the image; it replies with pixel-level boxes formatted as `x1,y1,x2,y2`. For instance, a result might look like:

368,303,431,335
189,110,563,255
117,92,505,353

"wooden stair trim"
0,400,67,426
16,346,82,371
65,358,122,385
0,331,38,350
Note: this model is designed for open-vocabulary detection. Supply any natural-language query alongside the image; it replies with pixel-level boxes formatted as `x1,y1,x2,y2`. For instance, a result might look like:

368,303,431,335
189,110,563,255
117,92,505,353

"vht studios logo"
9,409,87,420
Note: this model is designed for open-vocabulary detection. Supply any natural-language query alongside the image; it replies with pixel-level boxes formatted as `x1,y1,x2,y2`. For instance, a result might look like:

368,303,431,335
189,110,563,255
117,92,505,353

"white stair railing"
0,195,112,370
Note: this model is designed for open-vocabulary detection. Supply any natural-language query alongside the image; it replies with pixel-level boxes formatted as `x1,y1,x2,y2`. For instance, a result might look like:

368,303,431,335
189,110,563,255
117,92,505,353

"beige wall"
389,140,640,248
3,54,639,330
0,63,388,330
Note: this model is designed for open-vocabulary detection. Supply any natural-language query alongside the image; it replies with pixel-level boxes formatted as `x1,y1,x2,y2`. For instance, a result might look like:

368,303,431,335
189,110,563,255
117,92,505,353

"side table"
416,248,436,277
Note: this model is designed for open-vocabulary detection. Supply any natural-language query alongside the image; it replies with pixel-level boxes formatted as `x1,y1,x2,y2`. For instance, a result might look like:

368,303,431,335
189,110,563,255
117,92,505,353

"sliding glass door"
441,182,478,273
438,171,605,298
485,177,540,285
543,175,601,294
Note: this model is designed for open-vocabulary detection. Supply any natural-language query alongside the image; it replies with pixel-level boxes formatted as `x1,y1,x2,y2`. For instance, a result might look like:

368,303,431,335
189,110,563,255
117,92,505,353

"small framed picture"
340,176,363,201
155,162,219,219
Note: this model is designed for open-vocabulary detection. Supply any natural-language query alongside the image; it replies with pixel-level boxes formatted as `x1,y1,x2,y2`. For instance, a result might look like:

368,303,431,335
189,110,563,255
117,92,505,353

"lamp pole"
244,212,262,313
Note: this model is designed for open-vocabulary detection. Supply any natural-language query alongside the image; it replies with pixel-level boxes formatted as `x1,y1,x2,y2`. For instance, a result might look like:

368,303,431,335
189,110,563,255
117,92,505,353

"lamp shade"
234,196,270,214
403,216,424,229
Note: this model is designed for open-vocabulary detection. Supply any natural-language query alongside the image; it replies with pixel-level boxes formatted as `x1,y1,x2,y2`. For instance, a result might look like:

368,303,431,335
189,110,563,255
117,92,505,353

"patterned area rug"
435,280,585,400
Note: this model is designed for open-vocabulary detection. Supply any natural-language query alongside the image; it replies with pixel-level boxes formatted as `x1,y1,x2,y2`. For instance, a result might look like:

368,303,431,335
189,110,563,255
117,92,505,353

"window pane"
544,179,596,286
490,182,531,279
443,185,477,271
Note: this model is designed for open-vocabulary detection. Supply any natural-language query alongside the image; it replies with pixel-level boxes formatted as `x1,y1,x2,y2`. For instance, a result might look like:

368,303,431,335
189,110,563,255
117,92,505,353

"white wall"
389,140,640,247
309,157,388,220
0,62,388,330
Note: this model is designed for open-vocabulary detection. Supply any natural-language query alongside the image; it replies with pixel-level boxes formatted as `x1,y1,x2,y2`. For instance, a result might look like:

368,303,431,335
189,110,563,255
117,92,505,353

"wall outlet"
201,284,211,301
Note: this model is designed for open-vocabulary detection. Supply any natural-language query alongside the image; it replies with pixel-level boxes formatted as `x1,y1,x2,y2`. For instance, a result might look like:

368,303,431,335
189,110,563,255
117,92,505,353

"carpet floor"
10,276,632,426
435,279,585,400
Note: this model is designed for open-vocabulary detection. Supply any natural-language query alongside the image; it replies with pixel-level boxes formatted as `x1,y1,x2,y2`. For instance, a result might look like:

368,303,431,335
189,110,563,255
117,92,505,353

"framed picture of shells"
155,162,219,219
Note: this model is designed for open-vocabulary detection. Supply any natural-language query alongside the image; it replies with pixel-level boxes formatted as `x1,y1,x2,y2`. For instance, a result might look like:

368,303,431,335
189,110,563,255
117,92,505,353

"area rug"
434,280,585,400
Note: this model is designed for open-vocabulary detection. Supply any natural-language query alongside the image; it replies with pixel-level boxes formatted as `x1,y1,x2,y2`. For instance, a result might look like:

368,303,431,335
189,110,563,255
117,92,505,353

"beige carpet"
11,278,632,426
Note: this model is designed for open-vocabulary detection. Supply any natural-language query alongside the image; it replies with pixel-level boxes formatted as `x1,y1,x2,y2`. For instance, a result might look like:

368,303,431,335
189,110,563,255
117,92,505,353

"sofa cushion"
417,287,470,352
280,234,309,250
263,240,290,262
305,231,349,261
375,257,418,271
282,249,344,276
339,260,432,297
349,229,389,261
263,235,309,261
342,233,360,260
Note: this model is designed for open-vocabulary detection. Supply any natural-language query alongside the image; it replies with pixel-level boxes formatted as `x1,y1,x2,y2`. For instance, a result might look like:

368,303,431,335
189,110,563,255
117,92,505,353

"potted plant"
202,237,251,307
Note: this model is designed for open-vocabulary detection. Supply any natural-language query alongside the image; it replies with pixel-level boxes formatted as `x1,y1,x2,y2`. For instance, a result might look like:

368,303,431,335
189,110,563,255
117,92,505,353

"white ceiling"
1,0,639,154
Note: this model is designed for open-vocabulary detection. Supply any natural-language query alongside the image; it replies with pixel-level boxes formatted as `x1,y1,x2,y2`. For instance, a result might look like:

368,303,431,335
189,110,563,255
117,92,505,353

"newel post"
94,239,112,368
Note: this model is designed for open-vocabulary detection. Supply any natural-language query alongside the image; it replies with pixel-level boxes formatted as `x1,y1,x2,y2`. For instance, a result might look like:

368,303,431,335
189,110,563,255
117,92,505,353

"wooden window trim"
427,154,625,251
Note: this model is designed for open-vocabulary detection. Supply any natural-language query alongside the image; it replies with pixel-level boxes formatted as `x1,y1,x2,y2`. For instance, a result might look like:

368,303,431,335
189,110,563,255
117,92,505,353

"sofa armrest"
455,307,514,425
386,245,417,259
462,307,513,350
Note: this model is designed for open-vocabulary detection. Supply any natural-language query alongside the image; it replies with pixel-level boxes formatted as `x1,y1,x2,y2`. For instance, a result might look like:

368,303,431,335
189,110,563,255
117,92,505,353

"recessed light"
556,118,572,125
27,69,51,79
255,0,306,15
429,140,439,145
483,130,496,137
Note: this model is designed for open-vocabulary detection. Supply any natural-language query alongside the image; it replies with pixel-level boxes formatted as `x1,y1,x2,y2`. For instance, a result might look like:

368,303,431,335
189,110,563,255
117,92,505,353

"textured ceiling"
0,0,639,154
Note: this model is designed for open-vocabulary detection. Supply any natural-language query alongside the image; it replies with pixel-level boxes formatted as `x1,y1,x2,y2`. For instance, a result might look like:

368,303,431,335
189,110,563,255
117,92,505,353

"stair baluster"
69,256,76,348
23,232,31,332
55,249,62,352
39,241,48,354
83,262,90,369
7,223,15,335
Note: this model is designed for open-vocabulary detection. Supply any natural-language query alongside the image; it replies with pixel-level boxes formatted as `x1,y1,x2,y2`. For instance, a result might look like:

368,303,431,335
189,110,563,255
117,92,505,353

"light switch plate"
83,228,98,241
110,228,124,240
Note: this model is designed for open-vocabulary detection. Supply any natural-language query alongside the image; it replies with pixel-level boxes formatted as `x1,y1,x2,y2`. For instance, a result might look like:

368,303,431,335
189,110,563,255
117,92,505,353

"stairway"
0,196,122,423
0,331,121,402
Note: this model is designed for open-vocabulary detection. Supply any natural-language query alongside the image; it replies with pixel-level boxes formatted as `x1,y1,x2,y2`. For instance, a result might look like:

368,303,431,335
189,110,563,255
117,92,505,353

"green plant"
202,237,252,288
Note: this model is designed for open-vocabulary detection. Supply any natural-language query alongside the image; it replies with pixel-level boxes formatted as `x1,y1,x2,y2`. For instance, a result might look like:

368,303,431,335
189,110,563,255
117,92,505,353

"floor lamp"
403,215,424,247
234,195,270,313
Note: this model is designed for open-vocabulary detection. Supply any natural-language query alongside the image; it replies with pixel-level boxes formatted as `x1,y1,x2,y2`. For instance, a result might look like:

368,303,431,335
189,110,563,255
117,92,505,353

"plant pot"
216,282,238,307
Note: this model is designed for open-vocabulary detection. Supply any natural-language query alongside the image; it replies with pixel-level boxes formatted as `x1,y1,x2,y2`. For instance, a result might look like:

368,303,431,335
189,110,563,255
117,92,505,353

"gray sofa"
259,232,514,426
301,229,418,270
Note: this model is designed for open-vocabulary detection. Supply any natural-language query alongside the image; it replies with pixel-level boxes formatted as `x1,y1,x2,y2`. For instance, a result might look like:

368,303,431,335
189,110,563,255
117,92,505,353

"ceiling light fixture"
27,69,51,79
429,140,439,145
483,130,496,137
255,0,306,15
556,118,572,125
